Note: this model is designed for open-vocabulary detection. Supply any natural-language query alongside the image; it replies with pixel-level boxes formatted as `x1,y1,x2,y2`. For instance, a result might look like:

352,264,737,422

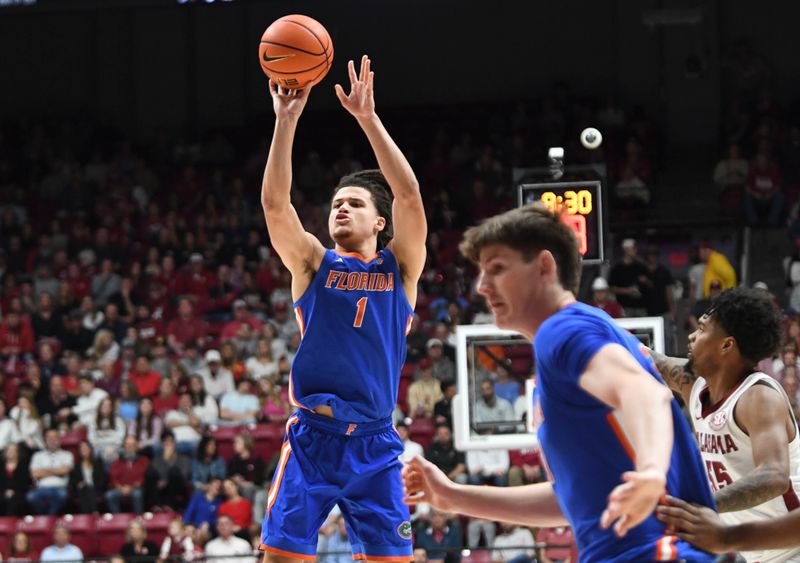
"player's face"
476,244,548,337
687,314,728,376
329,186,385,248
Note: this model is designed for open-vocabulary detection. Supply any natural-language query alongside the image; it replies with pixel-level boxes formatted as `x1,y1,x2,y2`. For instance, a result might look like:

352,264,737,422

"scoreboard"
518,180,605,265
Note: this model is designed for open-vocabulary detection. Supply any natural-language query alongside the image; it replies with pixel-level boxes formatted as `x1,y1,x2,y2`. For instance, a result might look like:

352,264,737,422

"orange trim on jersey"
287,371,309,410
352,555,414,562
259,545,316,561
654,535,678,561
284,414,299,436
334,249,379,263
606,413,636,462
294,306,305,338
266,441,292,517
405,314,413,336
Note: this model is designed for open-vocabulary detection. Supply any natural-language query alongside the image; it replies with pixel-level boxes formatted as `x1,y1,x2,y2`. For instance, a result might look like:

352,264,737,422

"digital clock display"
518,181,604,264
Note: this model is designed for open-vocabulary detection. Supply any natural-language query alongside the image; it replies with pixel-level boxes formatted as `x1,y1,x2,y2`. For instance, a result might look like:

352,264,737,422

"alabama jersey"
690,373,800,563
534,302,715,563
288,248,414,422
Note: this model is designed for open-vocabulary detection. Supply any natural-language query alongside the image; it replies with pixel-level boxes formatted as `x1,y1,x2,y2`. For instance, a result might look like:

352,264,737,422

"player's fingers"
268,79,278,96
655,508,692,531
613,514,630,537
367,71,374,96
348,59,357,85
663,495,693,511
608,482,635,502
402,492,426,505
359,55,368,82
599,505,618,530
334,84,348,105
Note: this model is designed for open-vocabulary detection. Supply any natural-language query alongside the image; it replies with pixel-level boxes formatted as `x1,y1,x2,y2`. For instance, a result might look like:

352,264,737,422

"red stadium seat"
397,378,411,416
95,513,137,556
0,516,17,556
409,417,436,450
59,514,98,557
400,363,417,381
16,515,57,554
461,549,492,563
252,423,284,462
60,428,88,460
209,425,239,461
141,511,179,546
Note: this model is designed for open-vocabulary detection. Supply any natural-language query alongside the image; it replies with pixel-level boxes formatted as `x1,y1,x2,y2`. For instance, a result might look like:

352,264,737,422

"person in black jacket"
0,442,32,515
68,439,108,513
119,519,159,563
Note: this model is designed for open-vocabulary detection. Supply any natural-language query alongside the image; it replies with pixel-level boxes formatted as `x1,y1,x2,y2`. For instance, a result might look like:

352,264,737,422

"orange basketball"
259,15,334,90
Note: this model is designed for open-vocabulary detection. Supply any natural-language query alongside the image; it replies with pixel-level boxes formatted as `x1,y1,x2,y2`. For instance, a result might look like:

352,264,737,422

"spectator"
614,165,650,208
96,361,122,399
491,523,536,563
608,239,647,316
106,436,149,514
69,439,108,514
99,302,129,343
164,392,204,454
588,277,624,318
474,380,515,424
246,337,278,381
198,349,235,400
699,241,737,297
153,378,179,417
0,397,21,450
317,514,351,563
413,547,429,563
158,518,197,563
466,446,509,486
120,519,159,563
88,397,126,465
774,346,800,382
10,395,44,452
217,479,252,534
37,341,65,381
36,371,75,430
0,311,34,361
147,431,191,511
1,443,31,516
220,341,246,382
179,342,206,378
258,378,291,423
192,436,226,491
745,153,784,227
425,425,467,484
80,295,105,333
166,297,208,354
426,339,455,382
39,523,83,563
408,358,444,419
203,515,252,563
640,246,675,319
406,316,429,364
219,377,260,426
492,364,520,406
58,309,95,355
7,531,37,562
118,381,141,422
433,380,457,428
128,397,164,456
713,143,749,195
26,428,73,514
415,510,461,563
129,354,162,399
536,526,576,563
221,299,262,341
92,258,122,308
183,477,223,538
71,373,109,428
396,421,424,462
31,292,60,339
87,328,120,366
227,434,265,504
507,448,543,487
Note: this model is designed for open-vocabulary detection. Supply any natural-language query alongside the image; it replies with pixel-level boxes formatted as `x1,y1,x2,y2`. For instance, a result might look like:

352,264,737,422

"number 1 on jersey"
353,297,368,328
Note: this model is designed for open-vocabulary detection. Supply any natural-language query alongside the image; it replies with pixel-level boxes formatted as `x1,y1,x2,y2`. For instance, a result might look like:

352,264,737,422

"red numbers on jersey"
705,460,733,491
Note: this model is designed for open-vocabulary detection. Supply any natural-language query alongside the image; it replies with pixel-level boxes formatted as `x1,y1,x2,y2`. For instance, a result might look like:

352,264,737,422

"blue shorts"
585,535,715,562
260,409,413,561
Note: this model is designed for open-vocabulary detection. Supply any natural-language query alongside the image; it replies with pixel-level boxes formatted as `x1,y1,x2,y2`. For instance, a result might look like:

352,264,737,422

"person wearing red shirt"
0,311,35,359
588,277,625,319
217,478,252,534
153,378,179,417
65,263,91,301
133,304,164,348
106,435,150,514
536,526,577,563
128,355,162,398
220,300,263,341
181,254,216,311
508,448,544,487
166,297,207,354
153,255,184,301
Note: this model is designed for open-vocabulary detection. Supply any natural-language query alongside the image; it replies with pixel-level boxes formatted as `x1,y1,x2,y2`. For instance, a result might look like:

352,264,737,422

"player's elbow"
761,463,792,496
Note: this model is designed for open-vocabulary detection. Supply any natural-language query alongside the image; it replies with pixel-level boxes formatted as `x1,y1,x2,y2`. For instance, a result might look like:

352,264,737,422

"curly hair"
334,169,394,249
705,287,782,365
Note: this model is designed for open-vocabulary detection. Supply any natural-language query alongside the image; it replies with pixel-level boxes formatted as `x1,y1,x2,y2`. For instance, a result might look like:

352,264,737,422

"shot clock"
518,181,605,264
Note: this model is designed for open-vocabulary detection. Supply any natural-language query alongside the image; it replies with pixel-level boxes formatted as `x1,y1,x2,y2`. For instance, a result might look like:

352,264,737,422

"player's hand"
335,55,375,121
269,79,312,120
600,468,666,537
656,495,730,553
402,455,457,511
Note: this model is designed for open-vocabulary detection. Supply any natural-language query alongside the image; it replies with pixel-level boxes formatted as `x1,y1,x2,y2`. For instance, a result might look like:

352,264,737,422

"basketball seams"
284,18,332,72
259,15,332,88
260,39,324,57
260,57,329,75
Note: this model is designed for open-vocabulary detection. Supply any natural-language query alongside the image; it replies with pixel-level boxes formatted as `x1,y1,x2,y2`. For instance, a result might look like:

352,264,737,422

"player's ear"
721,336,736,356
538,250,557,278
375,216,386,232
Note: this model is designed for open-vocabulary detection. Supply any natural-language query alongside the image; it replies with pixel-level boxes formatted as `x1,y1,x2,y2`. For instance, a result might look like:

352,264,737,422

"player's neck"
334,241,378,260
526,289,576,341
704,362,753,404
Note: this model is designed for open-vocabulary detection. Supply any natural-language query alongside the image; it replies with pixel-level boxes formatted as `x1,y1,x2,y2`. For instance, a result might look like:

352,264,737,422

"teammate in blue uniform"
402,204,716,562
260,55,426,563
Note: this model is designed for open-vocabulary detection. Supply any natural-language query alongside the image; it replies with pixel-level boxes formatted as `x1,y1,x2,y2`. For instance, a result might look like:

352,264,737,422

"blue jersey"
288,248,414,422
533,302,715,563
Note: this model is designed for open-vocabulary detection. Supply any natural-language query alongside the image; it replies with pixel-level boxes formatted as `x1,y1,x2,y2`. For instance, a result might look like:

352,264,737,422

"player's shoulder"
539,302,613,338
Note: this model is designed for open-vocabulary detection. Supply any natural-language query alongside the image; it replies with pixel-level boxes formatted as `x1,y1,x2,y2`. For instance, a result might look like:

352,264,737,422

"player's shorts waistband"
296,409,394,436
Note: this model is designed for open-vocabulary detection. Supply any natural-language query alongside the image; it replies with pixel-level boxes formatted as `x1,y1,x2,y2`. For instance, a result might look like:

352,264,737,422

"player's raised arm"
648,349,698,406
579,343,674,537
335,56,427,302
261,80,325,282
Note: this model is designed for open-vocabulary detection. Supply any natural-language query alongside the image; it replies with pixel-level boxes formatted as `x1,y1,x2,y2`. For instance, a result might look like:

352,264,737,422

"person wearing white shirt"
189,375,220,426
71,374,109,428
491,523,536,563
197,350,235,400
165,393,204,452
0,398,21,450
396,422,424,463
40,524,84,563
203,516,253,563
219,378,260,426
26,429,73,514
87,397,126,465
466,448,510,486
245,337,279,381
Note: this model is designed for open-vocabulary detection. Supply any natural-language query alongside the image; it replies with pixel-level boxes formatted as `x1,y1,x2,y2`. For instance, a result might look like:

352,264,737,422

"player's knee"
263,552,305,563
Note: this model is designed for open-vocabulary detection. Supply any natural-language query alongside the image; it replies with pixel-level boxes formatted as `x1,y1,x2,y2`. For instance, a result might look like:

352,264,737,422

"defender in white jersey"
651,287,800,562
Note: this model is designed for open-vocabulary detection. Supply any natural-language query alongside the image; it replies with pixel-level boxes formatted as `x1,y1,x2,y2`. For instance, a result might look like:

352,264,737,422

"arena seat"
461,549,492,563
401,362,417,380
95,513,136,556
60,427,88,460
59,514,98,557
141,511,179,546
0,516,17,556
409,417,436,449
251,423,284,461
16,515,57,554
209,425,239,461
397,378,411,416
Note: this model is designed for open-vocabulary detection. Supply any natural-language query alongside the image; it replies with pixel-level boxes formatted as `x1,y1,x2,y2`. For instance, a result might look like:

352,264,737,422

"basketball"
259,15,334,90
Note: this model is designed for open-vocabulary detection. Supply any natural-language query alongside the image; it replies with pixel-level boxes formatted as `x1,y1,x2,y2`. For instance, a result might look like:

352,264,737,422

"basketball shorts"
260,409,413,561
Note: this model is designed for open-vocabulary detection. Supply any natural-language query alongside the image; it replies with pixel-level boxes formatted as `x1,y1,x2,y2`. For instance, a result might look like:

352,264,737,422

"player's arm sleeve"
535,316,613,388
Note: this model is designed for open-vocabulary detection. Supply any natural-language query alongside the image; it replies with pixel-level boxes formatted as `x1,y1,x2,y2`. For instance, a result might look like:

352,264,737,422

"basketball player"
403,204,715,562
649,287,800,562
259,55,425,562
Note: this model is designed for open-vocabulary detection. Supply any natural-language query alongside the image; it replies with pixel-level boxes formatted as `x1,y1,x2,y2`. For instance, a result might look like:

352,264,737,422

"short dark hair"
459,203,582,294
334,169,394,249
705,287,781,365
441,380,456,393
